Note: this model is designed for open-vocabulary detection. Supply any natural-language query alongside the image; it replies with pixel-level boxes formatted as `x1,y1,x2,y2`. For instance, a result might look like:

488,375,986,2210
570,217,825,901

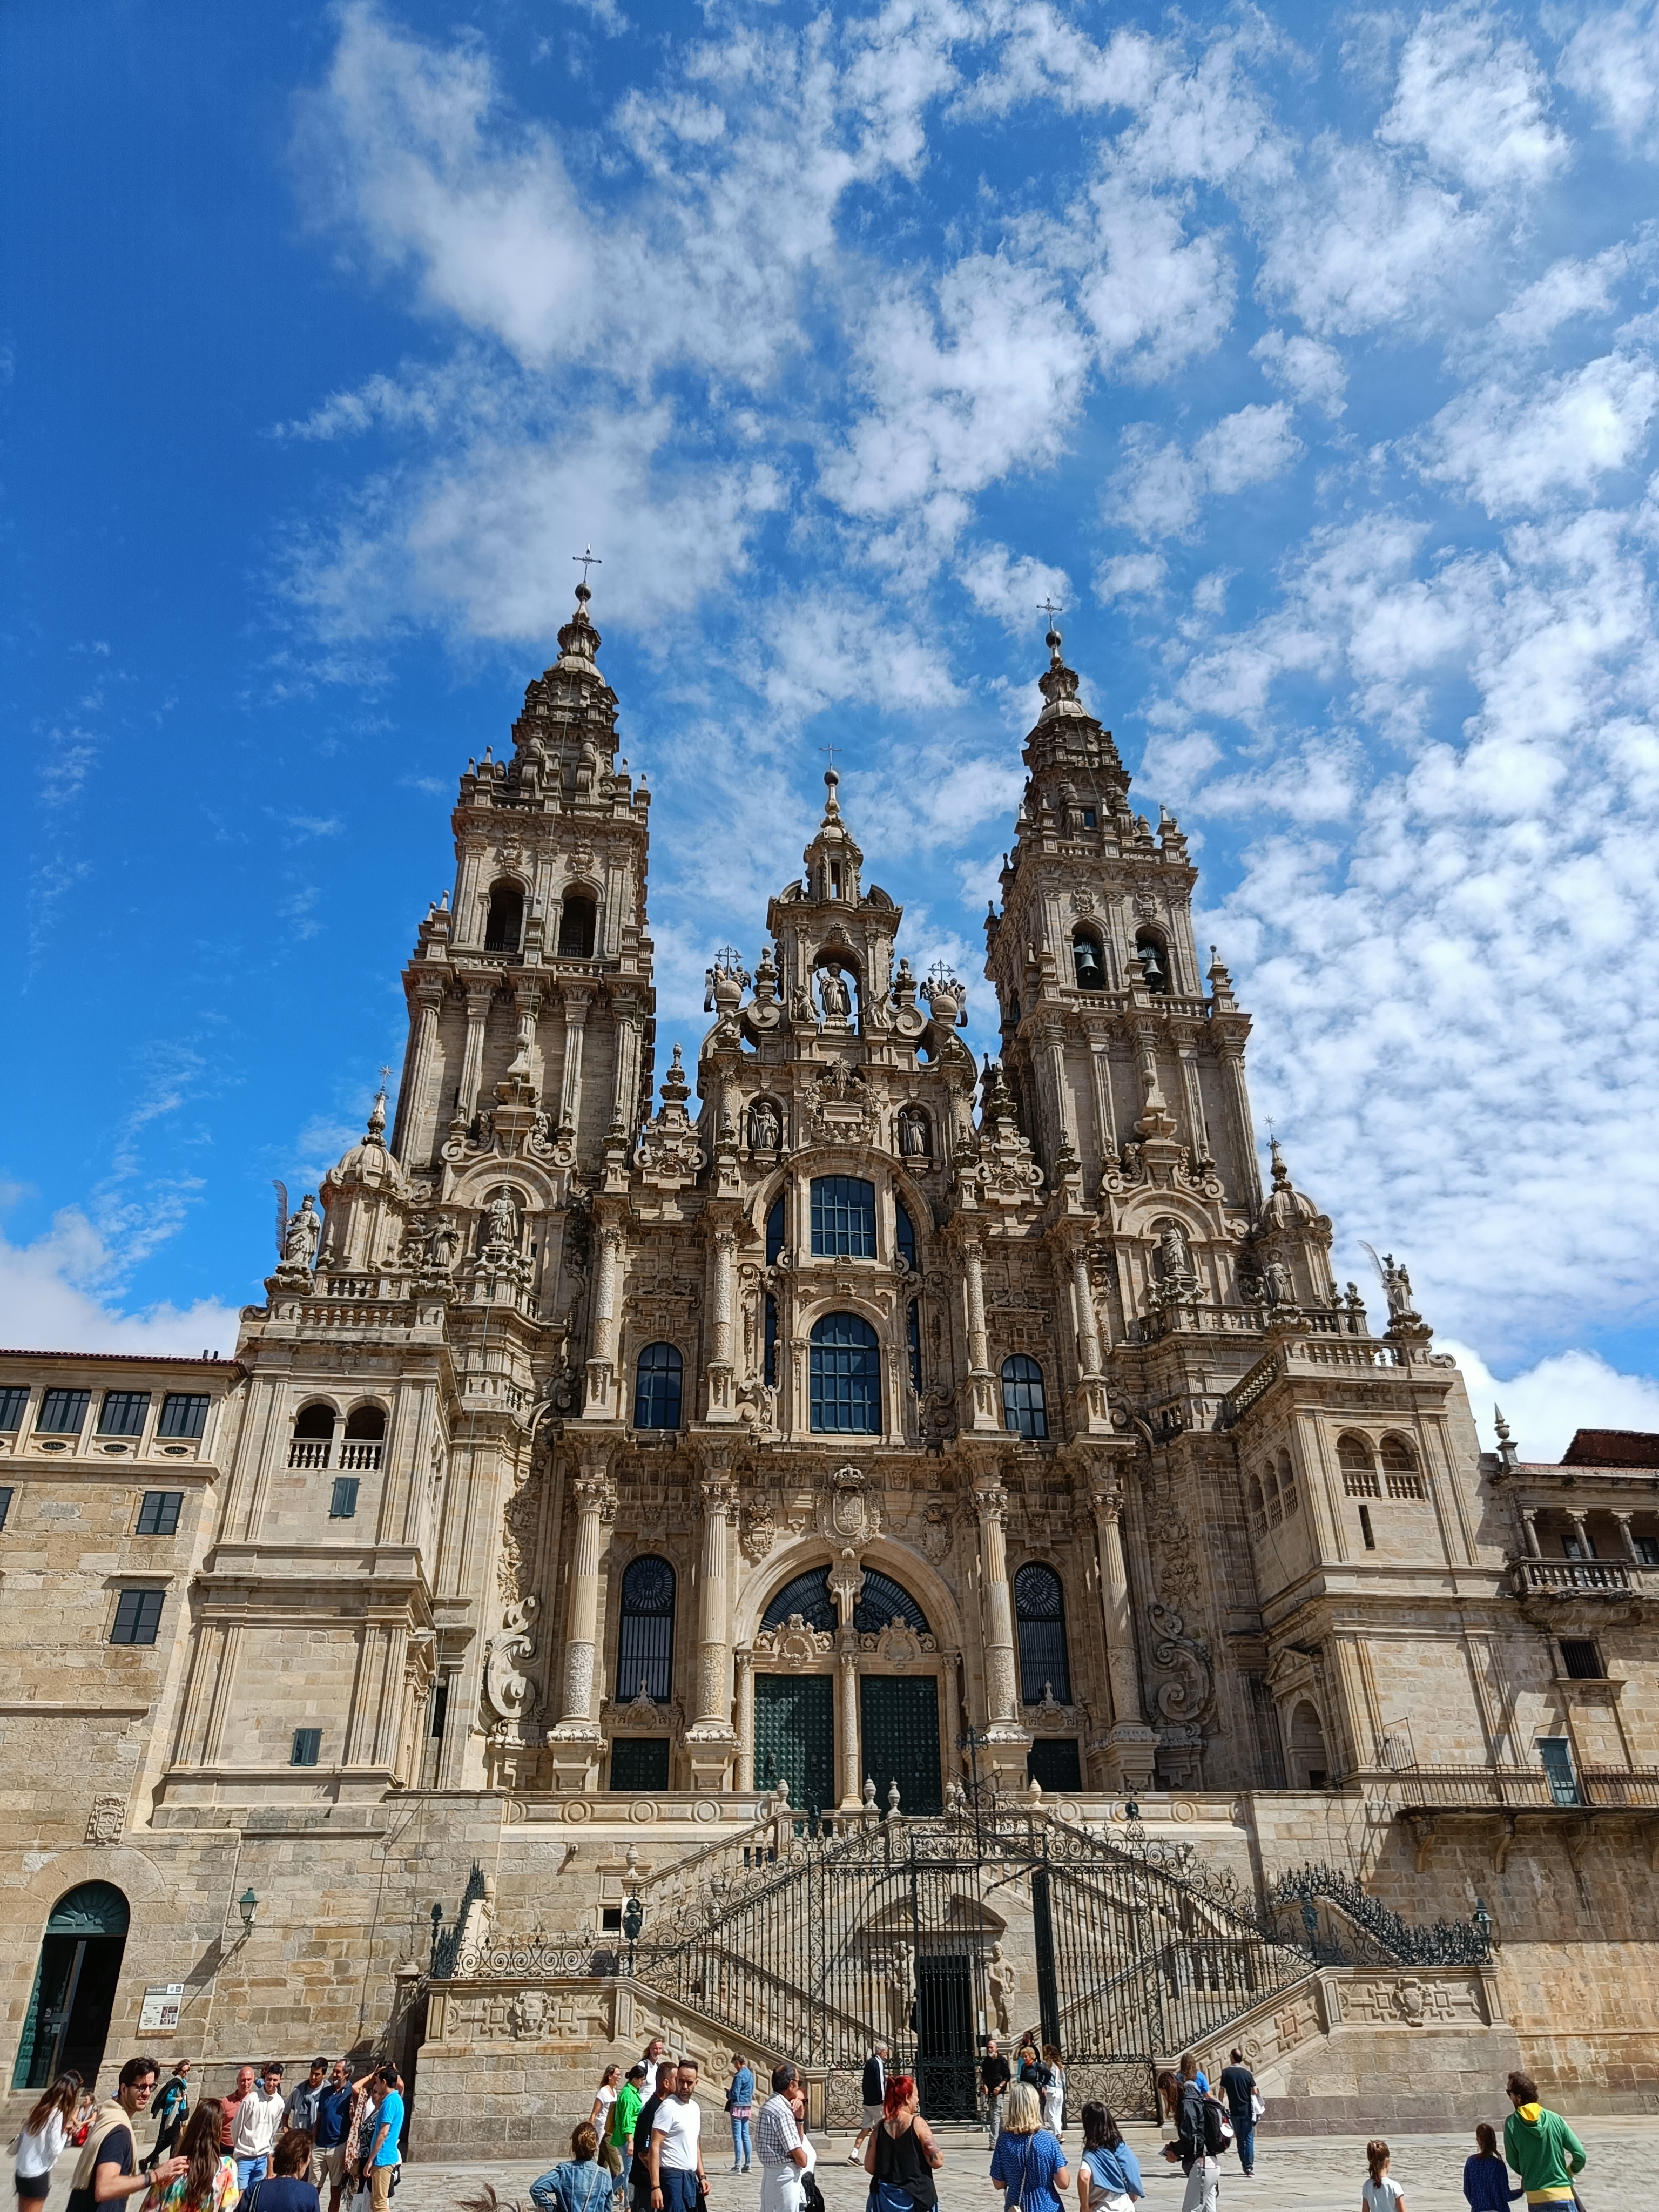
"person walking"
648,2060,707,2212
980,2043,1011,2148
755,2067,809,2212
364,2069,404,2212
630,2066,678,2212
531,2125,613,2212
220,2079,255,2159
591,2071,623,2193
231,2069,285,2194
1462,2123,1522,2209
1218,2051,1256,2180
145,2068,192,2175
725,2058,755,2176
851,2047,887,2164
1038,2048,1065,2139
865,2076,942,2212
1361,2140,1406,2212
309,2068,355,2212
16,2073,83,2212
233,2132,320,2212
989,2082,1067,2212
1157,2061,1218,2212
66,2058,185,2212
781,2079,814,2201
139,2103,238,2212
1502,2075,1586,2209
1074,2102,1142,2212
609,2068,647,2212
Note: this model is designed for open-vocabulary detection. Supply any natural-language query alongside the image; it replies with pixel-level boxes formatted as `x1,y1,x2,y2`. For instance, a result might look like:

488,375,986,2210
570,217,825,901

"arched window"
484,881,523,953
854,1569,929,1634
1337,1434,1378,1499
894,1199,918,1272
557,891,597,959
15,1881,130,2089
1071,929,1106,991
1286,1698,1330,1789
1277,1449,1299,1519
1248,1474,1267,1536
1014,1563,1071,1704
1001,1355,1048,1440
616,1556,676,1702
1134,931,1170,993
343,1405,386,1440
633,1343,683,1431
809,1312,881,1433
766,1194,786,1267
811,1176,876,1258
289,1401,334,1469
762,1567,837,1633
1379,1433,1424,1498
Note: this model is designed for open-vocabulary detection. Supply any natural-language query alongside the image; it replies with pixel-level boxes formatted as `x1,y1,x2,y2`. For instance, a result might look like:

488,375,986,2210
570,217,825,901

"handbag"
801,2175,826,2212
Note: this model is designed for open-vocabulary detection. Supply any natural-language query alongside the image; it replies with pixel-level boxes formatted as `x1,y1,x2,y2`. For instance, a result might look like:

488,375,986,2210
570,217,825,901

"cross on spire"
1039,597,1063,628
573,545,602,587
821,741,840,772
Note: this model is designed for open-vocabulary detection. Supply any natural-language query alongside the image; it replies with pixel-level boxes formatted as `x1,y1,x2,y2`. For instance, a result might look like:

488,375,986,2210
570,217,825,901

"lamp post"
622,1893,643,1979
238,1888,258,1939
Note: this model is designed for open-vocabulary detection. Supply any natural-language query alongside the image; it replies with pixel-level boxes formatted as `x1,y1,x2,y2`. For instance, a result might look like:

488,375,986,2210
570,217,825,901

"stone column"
838,1647,862,1811
610,999,642,1137
456,982,495,1125
1615,1512,1640,1562
705,1228,738,1421
1090,1475,1157,1790
1567,1510,1591,1560
585,1219,624,1419
552,1472,614,1730
962,1235,999,1431
393,979,446,1160
736,1649,755,1790
1521,1509,1542,1559
558,986,594,1138
1072,1246,1103,1376
1042,1023,1076,1158
972,1479,1027,1781
1218,1043,1263,1211
686,1476,739,1785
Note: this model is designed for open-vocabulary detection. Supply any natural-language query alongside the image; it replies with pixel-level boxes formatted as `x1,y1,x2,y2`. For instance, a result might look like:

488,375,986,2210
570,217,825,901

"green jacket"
1503,2105,1586,2201
611,2082,643,2152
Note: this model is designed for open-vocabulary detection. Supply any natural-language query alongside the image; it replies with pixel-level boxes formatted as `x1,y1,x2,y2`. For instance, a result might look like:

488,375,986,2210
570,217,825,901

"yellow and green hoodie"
1502,2104,1586,2204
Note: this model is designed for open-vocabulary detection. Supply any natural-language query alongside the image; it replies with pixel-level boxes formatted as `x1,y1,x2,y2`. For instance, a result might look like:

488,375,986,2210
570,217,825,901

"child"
1362,2140,1406,2212
1462,2123,1522,2210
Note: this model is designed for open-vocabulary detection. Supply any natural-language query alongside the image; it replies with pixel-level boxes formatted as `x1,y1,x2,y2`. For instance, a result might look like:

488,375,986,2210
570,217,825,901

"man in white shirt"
753,2065,809,2201
232,2063,287,2191
648,2060,708,2212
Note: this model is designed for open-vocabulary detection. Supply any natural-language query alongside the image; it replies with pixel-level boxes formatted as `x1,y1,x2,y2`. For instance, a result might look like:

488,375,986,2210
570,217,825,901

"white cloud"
956,544,1072,632
1379,6,1567,193
1108,403,1302,539
1447,1338,1659,1461
0,1209,239,1359
1094,550,1168,600
1067,175,1237,382
1252,327,1348,415
1488,245,1632,351
1559,2,1659,154
1415,349,1659,511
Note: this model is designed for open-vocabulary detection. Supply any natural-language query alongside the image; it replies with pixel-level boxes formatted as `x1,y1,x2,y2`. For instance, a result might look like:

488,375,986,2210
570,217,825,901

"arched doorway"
13,1882,130,2089
1285,1700,1330,1790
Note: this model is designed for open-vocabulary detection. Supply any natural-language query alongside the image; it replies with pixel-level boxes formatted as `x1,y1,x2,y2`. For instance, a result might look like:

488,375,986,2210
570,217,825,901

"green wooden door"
859,1675,942,1815
754,1674,835,1815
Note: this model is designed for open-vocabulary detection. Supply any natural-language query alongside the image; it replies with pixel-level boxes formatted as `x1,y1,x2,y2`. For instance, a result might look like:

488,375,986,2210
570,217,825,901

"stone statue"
1381,1252,1414,1317
1265,1258,1294,1306
482,1190,519,1252
987,1940,1013,2036
887,1939,916,2039
748,1098,781,1152
282,1193,321,1269
818,968,851,1020
1157,1220,1193,1281
427,1216,460,1274
899,1108,930,1157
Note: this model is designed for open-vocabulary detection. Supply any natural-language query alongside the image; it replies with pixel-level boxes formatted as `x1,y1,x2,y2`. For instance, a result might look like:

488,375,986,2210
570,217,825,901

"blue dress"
990,2130,1067,2212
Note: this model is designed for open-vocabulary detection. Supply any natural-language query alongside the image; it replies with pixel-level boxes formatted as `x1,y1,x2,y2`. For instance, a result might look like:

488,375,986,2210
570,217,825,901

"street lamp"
238,1888,258,1938
621,1893,643,1978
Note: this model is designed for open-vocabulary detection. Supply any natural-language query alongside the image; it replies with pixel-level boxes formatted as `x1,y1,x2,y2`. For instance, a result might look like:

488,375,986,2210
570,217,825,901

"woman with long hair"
529,2124,612,2212
16,2073,82,2212
988,2082,1068,2212
865,2077,942,2212
1074,2103,1142,2212
143,2102,238,2212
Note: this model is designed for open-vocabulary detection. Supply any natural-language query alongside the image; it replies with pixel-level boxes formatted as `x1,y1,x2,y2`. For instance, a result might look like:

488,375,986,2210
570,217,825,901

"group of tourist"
16,2041,1591,2212
12,2055,407,2212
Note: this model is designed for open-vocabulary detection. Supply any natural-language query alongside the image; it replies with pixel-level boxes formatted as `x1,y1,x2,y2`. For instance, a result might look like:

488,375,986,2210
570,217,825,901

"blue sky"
5,0,1659,1455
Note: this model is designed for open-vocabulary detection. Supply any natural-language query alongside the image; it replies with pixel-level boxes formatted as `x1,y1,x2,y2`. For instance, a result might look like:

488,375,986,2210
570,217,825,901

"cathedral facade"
3,588,1657,2143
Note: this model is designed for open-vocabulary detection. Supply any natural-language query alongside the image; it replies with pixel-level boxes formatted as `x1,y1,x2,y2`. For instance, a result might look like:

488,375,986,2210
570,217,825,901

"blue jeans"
730,2120,752,2170
237,2160,269,2193
1232,2123,1255,2175
660,2171,700,2212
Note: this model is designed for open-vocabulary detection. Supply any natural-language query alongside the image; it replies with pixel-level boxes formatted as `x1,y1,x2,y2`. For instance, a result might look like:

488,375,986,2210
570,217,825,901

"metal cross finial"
1038,597,1063,627
573,546,602,585
379,1064,390,1085
822,741,840,771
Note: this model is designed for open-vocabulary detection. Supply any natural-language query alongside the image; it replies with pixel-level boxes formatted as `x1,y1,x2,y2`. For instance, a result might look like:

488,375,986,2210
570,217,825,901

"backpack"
1201,2101,1233,2156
